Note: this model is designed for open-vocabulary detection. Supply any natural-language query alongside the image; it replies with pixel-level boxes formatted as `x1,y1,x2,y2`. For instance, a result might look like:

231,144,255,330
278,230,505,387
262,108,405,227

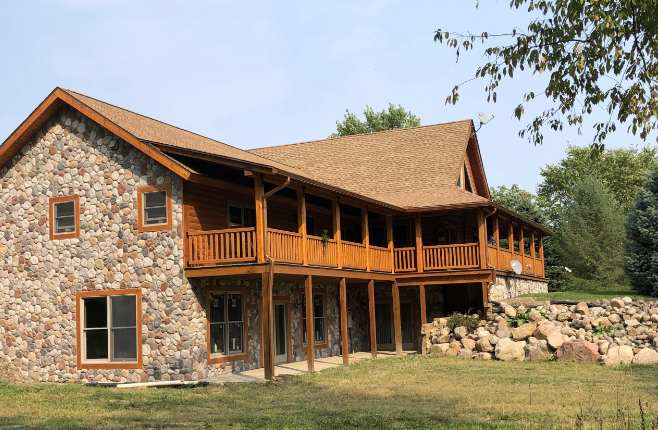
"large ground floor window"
301,291,328,349
76,289,142,370
207,288,248,363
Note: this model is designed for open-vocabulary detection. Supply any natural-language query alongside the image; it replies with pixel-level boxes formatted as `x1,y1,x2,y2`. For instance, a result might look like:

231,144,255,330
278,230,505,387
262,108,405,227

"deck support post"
362,207,370,271
519,226,525,273
419,283,427,326
254,175,265,263
333,198,342,269
305,274,315,373
392,281,403,356
530,231,536,276
261,271,274,379
386,214,394,273
493,214,500,268
297,188,308,266
476,208,487,270
415,214,423,273
538,235,545,277
340,278,349,367
508,221,514,254
368,279,377,358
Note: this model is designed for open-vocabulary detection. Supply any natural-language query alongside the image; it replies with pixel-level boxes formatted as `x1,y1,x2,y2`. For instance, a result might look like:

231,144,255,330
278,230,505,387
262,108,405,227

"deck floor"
204,350,415,384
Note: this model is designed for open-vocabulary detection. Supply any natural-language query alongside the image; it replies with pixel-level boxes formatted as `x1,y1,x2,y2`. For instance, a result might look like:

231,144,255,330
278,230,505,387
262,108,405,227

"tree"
554,175,628,290
490,184,547,225
538,145,657,222
330,103,420,138
625,164,658,296
435,1,658,146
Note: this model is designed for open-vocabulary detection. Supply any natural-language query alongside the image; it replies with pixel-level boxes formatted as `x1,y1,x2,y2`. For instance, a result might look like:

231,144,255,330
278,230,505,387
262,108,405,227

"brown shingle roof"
249,121,487,209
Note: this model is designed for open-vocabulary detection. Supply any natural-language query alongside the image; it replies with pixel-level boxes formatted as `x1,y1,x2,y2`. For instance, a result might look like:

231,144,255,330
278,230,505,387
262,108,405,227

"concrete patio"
205,351,415,384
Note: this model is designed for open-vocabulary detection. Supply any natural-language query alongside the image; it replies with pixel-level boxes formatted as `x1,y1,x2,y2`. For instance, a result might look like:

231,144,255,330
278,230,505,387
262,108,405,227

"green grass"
3,355,658,429
517,289,653,302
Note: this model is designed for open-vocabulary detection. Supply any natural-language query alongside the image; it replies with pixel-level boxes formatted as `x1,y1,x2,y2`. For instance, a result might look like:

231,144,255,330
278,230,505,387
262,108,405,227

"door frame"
373,295,418,351
272,296,292,364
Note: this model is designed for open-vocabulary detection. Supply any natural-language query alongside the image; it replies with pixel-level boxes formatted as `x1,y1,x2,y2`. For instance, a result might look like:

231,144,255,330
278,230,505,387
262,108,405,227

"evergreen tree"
625,165,658,296
555,175,628,290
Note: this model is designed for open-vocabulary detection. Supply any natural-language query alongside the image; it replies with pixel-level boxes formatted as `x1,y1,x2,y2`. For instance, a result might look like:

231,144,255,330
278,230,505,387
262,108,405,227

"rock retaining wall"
489,274,548,302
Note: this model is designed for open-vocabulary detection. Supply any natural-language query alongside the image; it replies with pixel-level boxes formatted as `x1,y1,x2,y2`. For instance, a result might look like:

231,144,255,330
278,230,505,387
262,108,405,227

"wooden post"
419,283,427,325
476,208,487,269
305,275,314,373
508,221,514,253
261,272,273,379
530,231,536,276
493,214,500,268
538,235,545,277
333,198,342,269
481,281,489,306
392,281,403,356
386,214,394,273
254,175,265,263
339,278,349,367
297,188,308,266
415,214,423,273
519,226,525,273
368,279,377,358
362,207,370,271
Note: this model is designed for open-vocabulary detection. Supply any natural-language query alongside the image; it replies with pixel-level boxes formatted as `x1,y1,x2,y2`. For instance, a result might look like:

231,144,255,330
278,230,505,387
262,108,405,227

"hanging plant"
321,229,330,255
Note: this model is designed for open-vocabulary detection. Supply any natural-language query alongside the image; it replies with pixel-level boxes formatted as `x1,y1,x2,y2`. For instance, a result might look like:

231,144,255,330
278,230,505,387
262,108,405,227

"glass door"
273,302,289,364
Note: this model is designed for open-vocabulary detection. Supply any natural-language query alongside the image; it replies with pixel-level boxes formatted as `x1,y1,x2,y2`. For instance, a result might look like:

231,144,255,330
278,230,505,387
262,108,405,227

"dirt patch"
0,360,37,384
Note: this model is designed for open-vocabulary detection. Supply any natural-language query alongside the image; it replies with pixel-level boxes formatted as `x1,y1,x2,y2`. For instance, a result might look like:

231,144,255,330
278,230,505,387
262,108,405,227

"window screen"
54,201,76,234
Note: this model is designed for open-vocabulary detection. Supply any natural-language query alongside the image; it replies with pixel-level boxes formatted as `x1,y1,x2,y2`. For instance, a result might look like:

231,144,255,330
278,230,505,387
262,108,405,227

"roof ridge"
248,119,473,152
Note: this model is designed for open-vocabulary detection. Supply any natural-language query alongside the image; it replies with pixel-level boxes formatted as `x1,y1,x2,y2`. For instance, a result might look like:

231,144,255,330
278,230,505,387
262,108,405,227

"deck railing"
187,227,256,266
423,243,479,270
489,246,545,277
306,235,338,267
267,229,303,264
370,245,392,272
394,247,416,272
341,241,368,270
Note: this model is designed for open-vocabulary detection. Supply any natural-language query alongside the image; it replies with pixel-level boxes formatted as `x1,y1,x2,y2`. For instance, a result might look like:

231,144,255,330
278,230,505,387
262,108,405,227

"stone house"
0,88,549,382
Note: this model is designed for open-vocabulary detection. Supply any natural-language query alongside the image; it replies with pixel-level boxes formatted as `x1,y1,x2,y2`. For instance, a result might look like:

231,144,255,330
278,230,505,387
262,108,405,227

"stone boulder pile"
422,296,658,365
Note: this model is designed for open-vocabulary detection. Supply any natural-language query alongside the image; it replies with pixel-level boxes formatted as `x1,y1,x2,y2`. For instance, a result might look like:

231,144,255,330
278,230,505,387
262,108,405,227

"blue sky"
0,1,652,192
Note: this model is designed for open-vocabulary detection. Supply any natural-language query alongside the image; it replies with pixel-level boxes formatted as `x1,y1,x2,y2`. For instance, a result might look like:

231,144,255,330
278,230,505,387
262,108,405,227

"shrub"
446,312,479,332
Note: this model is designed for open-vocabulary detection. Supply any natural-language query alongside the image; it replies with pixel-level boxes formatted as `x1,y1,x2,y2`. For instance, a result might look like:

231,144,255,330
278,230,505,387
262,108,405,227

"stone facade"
0,106,341,383
489,274,548,302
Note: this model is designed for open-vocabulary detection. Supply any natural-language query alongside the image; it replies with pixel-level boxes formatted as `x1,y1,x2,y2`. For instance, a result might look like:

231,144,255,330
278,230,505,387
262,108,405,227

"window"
301,292,327,348
76,289,142,369
49,195,80,240
138,185,172,232
207,289,248,363
228,202,256,229
306,216,316,236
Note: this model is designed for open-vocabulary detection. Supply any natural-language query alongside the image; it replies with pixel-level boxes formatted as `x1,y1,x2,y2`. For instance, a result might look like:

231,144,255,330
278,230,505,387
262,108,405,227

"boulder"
461,338,476,351
476,337,494,353
504,307,517,318
513,323,536,341
556,339,601,362
598,317,612,328
590,307,604,318
473,352,492,360
547,331,565,350
610,299,625,309
650,314,658,324
496,327,510,339
608,314,621,324
488,335,500,346
557,312,571,322
528,309,543,322
524,340,550,361
625,319,640,328
429,343,449,355
632,348,658,364
477,330,490,339
446,341,462,356
575,302,590,316
622,297,633,305
533,322,557,340
602,346,634,366
598,340,610,355
454,326,469,340
495,338,526,361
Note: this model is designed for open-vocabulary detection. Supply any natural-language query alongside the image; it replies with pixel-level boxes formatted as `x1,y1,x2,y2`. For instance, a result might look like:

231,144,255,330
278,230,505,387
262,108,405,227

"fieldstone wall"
489,274,548,302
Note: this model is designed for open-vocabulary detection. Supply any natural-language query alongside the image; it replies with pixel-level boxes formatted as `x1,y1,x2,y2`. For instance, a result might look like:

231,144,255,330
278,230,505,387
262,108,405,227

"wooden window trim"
49,195,80,240
137,184,172,233
206,286,249,364
300,288,329,351
75,288,143,370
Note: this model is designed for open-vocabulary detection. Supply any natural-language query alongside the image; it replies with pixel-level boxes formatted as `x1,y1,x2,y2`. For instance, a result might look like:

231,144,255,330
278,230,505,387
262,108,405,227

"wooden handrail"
369,245,392,272
306,235,338,267
267,229,303,264
394,248,416,272
341,241,367,270
187,227,256,266
188,227,255,236
423,243,479,270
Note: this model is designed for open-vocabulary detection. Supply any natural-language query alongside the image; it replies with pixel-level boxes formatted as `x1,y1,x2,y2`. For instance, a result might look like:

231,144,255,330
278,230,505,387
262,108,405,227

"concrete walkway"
205,350,415,384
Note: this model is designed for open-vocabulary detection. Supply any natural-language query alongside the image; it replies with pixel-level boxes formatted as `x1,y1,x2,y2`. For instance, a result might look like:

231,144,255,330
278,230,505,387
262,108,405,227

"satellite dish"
510,260,523,275
478,112,489,124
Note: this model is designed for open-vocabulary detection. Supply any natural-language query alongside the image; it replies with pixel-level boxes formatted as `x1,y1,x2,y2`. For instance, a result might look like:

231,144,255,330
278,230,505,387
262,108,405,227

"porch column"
386,214,394,273
333,197,342,269
493,214,500,268
297,188,308,266
508,221,514,254
538,235,545,277
368,279,377,358
392,281,403,356
519,225,525,273
305,275,314,373
476,208,487,269
339,278,349,367
415,214,423,272
419,283,427,325
530,231,536,276
255,175,265,263
362,207,370,271
261,271,274,379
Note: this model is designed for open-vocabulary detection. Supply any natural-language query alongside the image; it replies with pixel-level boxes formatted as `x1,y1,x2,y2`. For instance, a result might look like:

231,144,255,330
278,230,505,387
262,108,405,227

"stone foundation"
489,275,548,302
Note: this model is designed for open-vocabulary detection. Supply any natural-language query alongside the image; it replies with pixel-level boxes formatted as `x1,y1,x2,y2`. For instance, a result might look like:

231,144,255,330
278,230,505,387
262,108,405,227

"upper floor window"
228,202,256,229
49,195,80,240
138,184,172,233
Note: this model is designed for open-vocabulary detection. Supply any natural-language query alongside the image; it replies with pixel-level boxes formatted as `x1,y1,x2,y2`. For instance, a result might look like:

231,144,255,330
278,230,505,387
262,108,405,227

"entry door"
273,301,289,364
375,301,414,350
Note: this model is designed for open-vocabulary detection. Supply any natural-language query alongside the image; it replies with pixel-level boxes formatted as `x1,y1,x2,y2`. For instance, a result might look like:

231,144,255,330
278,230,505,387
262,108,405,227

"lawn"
2,355,658,429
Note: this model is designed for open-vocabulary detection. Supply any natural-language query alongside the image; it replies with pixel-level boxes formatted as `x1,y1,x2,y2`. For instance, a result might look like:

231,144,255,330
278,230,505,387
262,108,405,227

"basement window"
207,289,248,363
